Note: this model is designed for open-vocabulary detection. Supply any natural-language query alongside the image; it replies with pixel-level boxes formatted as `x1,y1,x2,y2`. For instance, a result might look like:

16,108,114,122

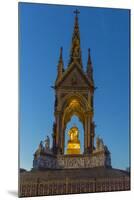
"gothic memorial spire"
69,9,82,67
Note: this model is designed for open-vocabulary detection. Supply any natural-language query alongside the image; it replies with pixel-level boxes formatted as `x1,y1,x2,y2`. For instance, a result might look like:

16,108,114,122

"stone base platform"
19,167,130,197
33,150,111,169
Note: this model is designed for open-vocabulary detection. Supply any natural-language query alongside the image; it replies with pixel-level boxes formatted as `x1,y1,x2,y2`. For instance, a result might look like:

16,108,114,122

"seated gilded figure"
66,126,80,155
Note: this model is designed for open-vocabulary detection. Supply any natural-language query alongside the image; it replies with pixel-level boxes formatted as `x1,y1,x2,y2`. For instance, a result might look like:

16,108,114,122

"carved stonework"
60,93,67,99
33,150,111,170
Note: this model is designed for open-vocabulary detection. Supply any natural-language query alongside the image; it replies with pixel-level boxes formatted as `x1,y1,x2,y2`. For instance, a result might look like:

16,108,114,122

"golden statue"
66,126,80,154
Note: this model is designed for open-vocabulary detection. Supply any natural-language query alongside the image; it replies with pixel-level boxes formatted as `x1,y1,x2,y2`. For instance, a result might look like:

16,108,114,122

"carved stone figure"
96,136,104,151
44,136,50,150
72,38,80,57
39,141,44,150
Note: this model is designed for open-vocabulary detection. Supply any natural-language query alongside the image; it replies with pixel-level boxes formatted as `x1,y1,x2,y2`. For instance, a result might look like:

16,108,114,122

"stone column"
87,115,91,152
91,122,95,151
60,116,65,154
84,114,89,154
55,111,61,153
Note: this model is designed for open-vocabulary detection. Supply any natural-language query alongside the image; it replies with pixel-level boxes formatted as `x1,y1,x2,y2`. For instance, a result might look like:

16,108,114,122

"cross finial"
74,9,80,17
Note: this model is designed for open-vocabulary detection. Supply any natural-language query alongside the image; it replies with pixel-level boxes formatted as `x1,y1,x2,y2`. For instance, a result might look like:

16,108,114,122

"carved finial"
87,48,92,65
59,47,63,60
56,47,64,82
87,48,94,83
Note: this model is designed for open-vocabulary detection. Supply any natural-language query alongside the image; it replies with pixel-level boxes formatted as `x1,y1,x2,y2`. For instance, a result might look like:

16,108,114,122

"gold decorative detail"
69,99,79,108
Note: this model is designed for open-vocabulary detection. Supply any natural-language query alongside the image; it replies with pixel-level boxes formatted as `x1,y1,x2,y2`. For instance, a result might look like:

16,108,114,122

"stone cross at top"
74,9,80,17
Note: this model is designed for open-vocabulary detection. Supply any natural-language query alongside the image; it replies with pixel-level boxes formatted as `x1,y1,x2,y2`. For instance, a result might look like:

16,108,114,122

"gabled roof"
55,61,93,88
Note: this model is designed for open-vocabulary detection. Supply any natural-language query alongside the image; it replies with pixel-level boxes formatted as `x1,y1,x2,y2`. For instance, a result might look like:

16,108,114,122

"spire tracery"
69,9,82,67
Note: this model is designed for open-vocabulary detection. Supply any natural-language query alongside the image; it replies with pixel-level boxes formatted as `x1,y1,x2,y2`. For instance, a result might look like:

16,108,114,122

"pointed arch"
60,92,90,112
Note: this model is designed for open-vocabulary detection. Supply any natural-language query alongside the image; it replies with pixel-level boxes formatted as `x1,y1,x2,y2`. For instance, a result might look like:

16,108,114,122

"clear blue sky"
19,3,130,170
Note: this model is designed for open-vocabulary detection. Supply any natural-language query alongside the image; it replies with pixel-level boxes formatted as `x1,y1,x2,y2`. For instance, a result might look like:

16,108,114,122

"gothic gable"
56,63,90,88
